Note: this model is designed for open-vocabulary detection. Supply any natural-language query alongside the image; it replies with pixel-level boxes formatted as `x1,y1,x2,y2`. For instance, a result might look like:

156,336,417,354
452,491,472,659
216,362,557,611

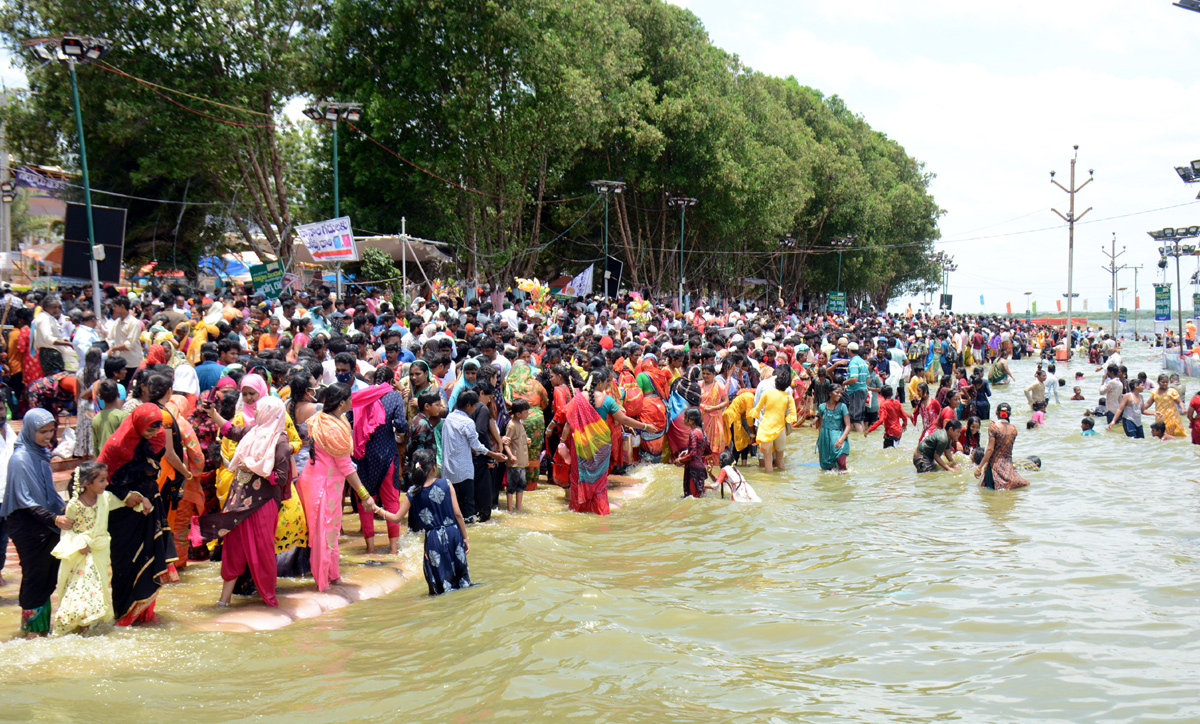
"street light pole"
589,180,625,300
1148,226,1200,351
1051,146,1094,342
1131,265,1142,339
667,195,697,312
66,59,103,320
1024,291,1032,319
1100,232,1126,336
831,235,856,294
304,101,363,302
27,37,112,319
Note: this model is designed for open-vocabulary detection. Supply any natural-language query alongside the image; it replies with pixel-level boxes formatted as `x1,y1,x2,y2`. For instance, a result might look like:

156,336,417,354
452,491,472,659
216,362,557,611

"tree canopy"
1,0,942,308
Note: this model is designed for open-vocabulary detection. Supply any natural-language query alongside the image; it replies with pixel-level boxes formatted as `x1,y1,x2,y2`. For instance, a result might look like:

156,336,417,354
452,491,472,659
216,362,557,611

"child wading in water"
710,451,761,502
374,449,471,595
675,407,712,497
53,461,152,634
503,399,531,513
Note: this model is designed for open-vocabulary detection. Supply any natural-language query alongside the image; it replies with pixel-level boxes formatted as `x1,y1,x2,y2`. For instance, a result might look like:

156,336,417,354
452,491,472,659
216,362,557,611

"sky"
670,0,1200,316
6,3,1200,317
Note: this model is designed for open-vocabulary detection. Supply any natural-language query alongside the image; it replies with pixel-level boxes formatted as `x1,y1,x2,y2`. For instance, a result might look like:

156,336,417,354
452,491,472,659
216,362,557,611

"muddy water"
2,343,1199,723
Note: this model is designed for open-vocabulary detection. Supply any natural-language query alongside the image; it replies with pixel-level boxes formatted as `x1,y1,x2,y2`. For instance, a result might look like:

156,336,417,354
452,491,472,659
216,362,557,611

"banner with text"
1155,284,1171,322
250,260,285,299
828,291,846,314
296,216,357,262
562,265,593,298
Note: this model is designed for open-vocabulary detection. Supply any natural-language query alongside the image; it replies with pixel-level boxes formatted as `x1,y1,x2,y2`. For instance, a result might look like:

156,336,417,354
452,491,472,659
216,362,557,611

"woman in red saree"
633,354,670,462
546,366,574,489
559,370,656,515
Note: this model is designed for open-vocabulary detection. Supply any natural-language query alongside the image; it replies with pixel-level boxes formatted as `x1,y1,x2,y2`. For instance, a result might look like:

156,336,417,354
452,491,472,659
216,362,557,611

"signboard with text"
249,260,285,299
828,291,846,314
1193,292,1200,320
296,216,357,262
1155,284,1171,321
1119,307,1127,324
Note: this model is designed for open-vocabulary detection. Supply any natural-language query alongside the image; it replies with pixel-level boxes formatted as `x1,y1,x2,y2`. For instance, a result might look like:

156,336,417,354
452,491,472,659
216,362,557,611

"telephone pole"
1129,264,1143,339
1051,146,1094,342
1100,233,1126,336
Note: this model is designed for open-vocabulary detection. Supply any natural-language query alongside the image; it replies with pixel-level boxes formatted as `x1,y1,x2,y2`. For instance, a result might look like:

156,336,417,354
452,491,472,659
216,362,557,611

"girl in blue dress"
816,385,851,471
375,448,471,595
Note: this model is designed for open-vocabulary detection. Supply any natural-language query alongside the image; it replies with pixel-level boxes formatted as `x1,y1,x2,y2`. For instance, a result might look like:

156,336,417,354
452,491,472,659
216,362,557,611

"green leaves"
1,0,941,306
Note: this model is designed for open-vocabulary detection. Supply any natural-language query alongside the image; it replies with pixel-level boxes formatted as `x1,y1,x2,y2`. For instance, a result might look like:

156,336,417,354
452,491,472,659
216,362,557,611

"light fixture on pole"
304,101,364,300
778,234,796,306
1175,0,1200,13
1051,146,1094,339
1147,226,1200,349
589,180,625,300
667,194,697,312
25,35,112,320
830,235,856,293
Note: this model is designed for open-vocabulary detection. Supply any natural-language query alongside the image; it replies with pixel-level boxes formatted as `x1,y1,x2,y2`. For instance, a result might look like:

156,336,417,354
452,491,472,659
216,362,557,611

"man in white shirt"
108,295,145,384
31,294,74,370
72,310,105,366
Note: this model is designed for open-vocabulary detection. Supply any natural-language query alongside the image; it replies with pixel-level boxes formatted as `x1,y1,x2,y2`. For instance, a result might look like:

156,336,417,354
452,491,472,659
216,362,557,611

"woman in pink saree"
295,383,375,590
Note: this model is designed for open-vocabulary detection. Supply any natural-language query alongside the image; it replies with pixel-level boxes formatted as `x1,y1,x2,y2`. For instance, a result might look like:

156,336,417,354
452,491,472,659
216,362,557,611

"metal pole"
333,121,342,302
678,205,685,311
603,192,609,300
1111,235,1118,335
401,216,407,302
1177,249,1185,351
1066,156,1075,341
1132,265,1140,339
0,104,9,260
68,60,103,320
836,252,843,293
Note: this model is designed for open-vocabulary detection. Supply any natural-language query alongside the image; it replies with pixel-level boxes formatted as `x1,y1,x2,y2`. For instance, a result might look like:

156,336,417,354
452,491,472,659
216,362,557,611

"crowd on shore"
0,279,1191,639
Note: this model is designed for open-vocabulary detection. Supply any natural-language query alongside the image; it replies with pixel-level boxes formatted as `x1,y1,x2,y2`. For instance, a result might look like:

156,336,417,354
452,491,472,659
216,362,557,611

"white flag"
563,265,593,297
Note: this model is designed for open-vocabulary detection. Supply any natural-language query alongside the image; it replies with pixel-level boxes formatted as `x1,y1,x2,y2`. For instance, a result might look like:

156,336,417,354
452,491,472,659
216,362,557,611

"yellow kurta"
1149,388,1187,438
750,388,798,445
723,391,757,452
52,491,129,633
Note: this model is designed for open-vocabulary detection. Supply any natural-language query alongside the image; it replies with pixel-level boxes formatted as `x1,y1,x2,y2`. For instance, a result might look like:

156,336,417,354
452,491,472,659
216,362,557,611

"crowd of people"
0,279,1192,639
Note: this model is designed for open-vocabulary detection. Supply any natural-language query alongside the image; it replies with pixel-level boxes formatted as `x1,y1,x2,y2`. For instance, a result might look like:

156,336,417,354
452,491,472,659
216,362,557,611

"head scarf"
310,410,353,458
238,373,270,426
172,363,200,397
0,408,61,517
139,343,168,371
228,396,288,478
203,302,224,326
97,403,166,477
351,383,392,458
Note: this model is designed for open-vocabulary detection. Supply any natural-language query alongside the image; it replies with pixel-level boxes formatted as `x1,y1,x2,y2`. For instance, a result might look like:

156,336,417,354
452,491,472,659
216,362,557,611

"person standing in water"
974,402,1029,490
1107,378,1146,439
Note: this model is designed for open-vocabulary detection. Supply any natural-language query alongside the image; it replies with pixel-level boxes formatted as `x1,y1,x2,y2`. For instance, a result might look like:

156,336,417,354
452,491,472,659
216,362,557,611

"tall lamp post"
830,235,856,293
667,194,697,312
1051,146,1094,338
778,234,795,306
589,180,625,300
1024,291,1032,319
1149,226,1200,349
27,35,112,320
303,101,363,301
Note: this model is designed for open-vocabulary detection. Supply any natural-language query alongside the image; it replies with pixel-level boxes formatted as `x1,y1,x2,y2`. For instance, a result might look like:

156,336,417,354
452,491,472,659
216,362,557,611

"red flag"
1056,299,1062,312
1006,302,1012,314
1136,296,1140,310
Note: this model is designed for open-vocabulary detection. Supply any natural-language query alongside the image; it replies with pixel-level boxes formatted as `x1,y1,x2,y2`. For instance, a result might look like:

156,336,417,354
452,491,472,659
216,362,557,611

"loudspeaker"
61,203,126,284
